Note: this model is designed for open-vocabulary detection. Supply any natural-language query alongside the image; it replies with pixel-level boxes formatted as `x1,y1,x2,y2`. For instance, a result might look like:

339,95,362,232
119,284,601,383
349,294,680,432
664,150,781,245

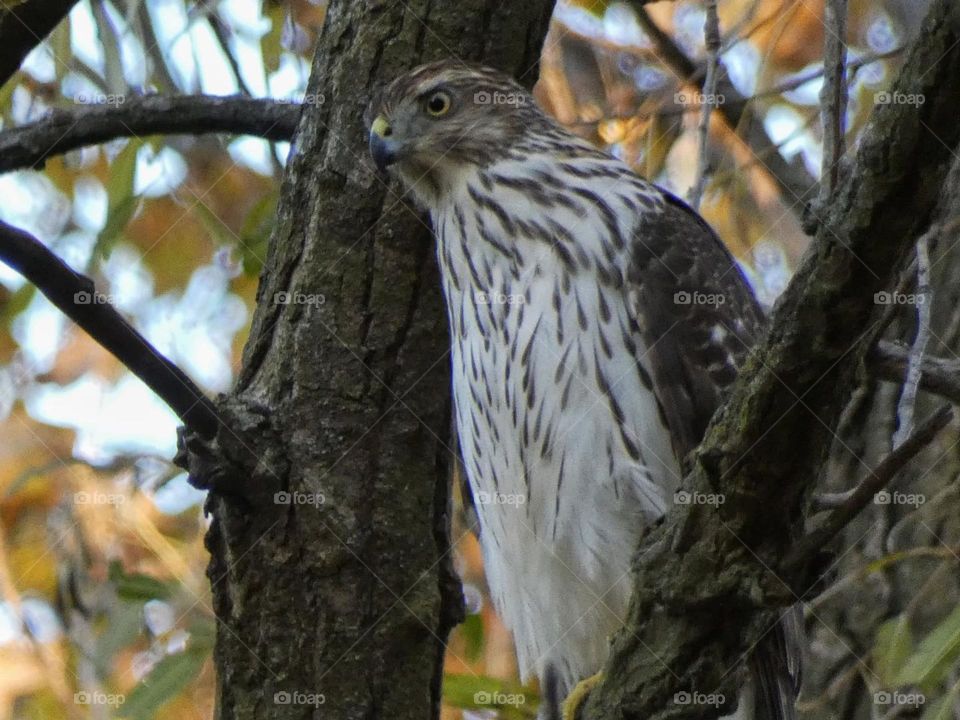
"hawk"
367,61,800,719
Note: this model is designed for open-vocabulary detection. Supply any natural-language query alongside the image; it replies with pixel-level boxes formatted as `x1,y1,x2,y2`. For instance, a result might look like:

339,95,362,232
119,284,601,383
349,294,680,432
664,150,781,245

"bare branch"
0,95,300,174
581,1,960,717
785,405,953,571
0,0,79,87
870,340,960,405
818,0,849,204
689,0,720,209
565,48,901,127
630,2,818,208
893,232,934,446
0,221,221,438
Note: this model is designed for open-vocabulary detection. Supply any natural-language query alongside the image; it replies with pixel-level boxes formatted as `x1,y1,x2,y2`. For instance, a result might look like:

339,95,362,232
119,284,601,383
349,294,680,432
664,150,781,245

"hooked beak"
369,114,399,173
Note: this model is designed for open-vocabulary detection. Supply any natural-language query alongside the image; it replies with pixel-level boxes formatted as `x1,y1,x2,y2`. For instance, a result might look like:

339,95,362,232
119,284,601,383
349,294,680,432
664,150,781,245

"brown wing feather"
627,189,800,720
627,190,764,461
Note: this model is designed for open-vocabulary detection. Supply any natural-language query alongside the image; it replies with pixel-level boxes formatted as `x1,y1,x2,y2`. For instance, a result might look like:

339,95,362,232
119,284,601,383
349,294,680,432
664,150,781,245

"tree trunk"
187,3,553,719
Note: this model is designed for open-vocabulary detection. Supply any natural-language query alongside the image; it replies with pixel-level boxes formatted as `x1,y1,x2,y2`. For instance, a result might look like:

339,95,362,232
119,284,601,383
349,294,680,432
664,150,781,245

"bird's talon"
562,672,603,720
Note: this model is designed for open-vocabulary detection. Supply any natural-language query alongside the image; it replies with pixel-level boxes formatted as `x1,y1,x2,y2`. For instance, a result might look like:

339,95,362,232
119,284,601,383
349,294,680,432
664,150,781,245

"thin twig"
0,221,221,438
689,0,720,209
893,232,934,447
870,340,960,406
784,405,953,572
818,0,849,204
208,11,255,97
564,47,902,128
629,2,817,206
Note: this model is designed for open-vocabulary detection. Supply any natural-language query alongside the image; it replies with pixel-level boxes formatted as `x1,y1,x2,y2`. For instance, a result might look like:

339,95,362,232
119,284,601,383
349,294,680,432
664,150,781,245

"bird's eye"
425,90,452,117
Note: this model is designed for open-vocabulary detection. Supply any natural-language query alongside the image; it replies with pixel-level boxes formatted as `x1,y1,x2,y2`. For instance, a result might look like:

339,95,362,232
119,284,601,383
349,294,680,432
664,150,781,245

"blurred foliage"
0,1,955,720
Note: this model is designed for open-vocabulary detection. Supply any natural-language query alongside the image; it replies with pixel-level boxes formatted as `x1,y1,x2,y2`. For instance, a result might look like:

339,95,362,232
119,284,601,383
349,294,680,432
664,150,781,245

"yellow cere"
371,115,391,137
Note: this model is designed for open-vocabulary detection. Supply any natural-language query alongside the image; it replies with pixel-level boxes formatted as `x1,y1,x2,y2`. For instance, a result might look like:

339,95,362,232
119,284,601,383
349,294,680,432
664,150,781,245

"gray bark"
579,1,960,718
806,129,960,720
184,2,553,719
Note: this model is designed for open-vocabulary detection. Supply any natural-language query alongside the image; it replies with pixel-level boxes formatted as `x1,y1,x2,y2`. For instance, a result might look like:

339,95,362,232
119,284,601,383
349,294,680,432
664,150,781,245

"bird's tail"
540,663,563,720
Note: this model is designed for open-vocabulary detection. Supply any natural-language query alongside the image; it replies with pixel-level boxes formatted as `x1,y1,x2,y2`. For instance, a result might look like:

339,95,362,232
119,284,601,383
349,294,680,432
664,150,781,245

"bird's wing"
626,189,800,720
626,189,764,461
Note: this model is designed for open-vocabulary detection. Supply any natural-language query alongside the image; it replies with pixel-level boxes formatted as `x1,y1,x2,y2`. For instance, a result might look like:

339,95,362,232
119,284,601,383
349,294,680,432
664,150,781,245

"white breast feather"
434,155,682,690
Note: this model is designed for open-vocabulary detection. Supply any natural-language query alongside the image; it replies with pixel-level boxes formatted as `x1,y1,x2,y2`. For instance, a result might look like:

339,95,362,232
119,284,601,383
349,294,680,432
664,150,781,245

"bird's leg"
562,672,603,720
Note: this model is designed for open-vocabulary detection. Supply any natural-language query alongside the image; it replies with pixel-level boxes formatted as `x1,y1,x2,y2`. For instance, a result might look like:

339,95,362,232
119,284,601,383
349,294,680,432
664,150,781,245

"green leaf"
895,604,960,689
460,612,485,662
95,601,144,677
1,283,36,323
0,79,18,123
185,617,216,651
921,696,951,720
118,647,209,720
443,674,538,719
238,192,278,276
94,139,142,259
921,677,960,720
261,6,286,74
874,614,913,685
566,0,610,15
190,197,236,248
92,0,124,94
109,561,176,601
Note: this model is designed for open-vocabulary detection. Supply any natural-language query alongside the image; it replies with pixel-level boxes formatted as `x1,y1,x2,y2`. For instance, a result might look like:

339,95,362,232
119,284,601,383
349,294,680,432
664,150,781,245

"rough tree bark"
180,3,553,719
578,1,960,718
809,149,960,720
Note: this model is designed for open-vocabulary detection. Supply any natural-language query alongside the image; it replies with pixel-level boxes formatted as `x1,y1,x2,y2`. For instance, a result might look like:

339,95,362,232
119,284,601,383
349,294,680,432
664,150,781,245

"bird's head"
365,61,548,204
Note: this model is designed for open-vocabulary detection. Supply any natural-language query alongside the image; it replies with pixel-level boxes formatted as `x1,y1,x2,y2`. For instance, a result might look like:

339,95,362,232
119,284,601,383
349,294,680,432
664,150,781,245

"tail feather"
749,605,803,720
540,663,562,720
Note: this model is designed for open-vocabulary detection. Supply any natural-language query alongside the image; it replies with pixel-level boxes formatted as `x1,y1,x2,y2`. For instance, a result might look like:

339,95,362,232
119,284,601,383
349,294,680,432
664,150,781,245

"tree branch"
784,405,953,572
0,220,221,438
0,0,80,87
582,1,960,717
818,0,849,205
689,0,719,209
893,232,934,446
630,3,818,208
0,95,301,173
870,340,960,405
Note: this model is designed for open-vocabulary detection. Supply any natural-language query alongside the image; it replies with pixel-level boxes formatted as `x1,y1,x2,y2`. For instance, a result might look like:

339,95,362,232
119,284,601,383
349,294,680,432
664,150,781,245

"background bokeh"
0,1,955,718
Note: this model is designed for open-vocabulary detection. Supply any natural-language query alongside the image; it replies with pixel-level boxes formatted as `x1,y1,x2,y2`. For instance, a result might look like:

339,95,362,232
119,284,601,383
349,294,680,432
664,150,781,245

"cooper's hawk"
367,61,800,719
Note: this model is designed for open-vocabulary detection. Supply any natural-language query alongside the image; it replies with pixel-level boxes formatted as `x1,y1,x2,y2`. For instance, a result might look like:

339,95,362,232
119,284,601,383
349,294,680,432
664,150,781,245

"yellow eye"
425,90,452,117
